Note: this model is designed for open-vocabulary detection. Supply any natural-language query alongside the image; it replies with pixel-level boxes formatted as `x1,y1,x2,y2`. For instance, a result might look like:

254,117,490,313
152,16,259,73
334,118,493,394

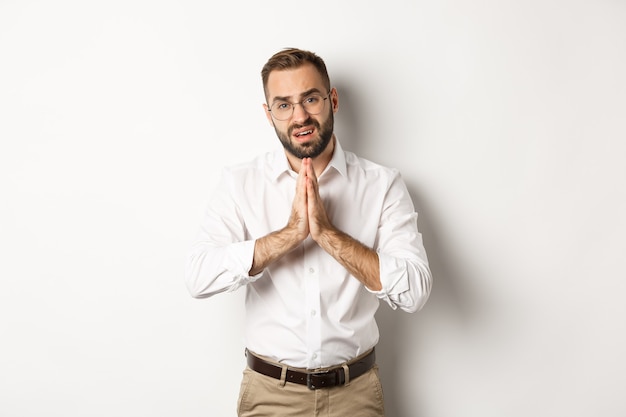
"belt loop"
342,363,351,387
278,365,288,387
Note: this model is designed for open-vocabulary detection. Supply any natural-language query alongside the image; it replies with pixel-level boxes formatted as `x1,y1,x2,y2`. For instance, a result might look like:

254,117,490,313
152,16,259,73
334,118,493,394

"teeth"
297,130,313,136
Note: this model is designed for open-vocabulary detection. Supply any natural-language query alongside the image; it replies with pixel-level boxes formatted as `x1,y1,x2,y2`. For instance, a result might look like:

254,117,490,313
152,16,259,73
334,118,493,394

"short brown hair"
261,48,331,99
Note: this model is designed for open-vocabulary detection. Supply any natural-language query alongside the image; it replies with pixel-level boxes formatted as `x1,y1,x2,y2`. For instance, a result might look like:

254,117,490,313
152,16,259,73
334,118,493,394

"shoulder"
222,151,276,177
344,150,400,181
218,150,290,193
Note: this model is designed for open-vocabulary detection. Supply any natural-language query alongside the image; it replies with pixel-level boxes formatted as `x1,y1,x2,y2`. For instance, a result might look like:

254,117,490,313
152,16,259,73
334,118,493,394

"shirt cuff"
366,252,411,309
225,240,262,289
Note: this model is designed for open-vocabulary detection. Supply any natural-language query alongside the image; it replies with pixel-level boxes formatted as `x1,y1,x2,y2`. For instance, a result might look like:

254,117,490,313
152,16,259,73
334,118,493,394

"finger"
290,162,310,239
306,175,322,217
300,158,309,174
306,177,316,219
296,160,308,194
305,158,317,182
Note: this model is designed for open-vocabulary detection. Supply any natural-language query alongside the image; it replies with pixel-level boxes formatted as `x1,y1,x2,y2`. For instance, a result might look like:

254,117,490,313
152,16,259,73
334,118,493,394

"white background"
1,1,625,416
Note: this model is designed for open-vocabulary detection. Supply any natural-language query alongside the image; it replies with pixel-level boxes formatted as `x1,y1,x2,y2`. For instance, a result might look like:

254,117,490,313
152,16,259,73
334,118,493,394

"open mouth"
294,129,313,138
292,127,315,143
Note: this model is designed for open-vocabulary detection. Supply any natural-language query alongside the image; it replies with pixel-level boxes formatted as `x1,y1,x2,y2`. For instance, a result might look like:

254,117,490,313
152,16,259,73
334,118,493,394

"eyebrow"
271,88,324,104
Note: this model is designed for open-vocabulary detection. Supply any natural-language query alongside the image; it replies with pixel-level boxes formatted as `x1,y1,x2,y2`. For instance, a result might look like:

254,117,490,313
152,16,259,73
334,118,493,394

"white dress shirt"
185,139,432,369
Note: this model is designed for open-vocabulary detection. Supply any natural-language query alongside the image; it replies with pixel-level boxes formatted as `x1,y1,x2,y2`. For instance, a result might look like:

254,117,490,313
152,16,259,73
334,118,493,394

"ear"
330,87,339,113
263,103,274,126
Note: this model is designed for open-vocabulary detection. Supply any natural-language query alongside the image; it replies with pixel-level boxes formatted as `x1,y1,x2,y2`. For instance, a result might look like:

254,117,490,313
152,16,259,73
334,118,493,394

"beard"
274,111,334,160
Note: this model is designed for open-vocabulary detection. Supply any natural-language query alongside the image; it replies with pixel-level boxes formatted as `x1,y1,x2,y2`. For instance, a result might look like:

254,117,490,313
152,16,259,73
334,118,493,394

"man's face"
264,64,336,159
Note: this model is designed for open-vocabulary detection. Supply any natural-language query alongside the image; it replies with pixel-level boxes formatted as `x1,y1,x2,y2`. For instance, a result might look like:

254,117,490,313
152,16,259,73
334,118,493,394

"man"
185,48,432,417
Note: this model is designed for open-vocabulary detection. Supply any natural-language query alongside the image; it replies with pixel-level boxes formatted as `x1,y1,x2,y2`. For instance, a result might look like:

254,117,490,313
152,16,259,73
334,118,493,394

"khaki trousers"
237,363,385,417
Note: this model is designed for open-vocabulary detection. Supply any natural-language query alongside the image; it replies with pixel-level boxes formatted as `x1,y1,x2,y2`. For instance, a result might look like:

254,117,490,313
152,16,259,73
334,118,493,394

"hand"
302,158,334,242
286,158,312,242
286,158,333,243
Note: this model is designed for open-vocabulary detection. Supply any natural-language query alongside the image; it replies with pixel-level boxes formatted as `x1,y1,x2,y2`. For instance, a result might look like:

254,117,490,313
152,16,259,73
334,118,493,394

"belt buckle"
306,370,336,390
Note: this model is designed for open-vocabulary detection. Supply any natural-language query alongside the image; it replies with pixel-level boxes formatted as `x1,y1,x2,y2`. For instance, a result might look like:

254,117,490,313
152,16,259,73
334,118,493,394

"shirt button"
309,267,315,274
310,310,316,317
312,353,317,359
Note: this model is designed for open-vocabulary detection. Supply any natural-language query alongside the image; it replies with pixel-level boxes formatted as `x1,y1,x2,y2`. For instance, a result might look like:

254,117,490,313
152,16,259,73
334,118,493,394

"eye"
273,102,291,110
304,95,320,104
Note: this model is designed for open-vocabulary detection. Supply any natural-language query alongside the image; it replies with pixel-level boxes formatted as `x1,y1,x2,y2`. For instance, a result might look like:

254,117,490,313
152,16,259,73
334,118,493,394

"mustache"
288,119,319,135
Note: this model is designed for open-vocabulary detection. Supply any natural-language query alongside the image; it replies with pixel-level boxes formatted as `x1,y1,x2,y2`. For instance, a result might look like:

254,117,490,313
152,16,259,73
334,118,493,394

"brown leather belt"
246,348,376,390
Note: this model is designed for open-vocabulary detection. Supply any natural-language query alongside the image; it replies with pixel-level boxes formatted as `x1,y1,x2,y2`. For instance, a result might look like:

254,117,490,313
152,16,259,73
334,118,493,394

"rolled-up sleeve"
186,240,259,298
373,251,432,313
368,171,433,312
184,169,261,299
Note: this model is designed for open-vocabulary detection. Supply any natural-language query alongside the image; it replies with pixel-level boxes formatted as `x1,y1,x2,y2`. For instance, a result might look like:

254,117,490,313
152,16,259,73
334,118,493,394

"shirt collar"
270,137,348,181
325,138,348,178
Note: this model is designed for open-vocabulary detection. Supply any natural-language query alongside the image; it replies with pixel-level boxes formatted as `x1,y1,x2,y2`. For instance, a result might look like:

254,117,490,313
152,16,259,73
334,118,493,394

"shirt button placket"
303,249,322,368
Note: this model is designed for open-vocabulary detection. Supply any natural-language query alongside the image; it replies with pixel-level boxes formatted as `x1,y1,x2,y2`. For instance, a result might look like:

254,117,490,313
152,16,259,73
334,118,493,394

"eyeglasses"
268,92,331,121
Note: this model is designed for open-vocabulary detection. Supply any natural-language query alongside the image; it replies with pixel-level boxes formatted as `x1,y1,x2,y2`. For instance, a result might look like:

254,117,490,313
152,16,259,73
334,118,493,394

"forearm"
249,226,302,276
316,228,382,291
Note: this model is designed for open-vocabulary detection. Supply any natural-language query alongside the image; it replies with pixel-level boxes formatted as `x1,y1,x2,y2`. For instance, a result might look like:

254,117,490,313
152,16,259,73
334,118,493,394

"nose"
291,102,309,122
